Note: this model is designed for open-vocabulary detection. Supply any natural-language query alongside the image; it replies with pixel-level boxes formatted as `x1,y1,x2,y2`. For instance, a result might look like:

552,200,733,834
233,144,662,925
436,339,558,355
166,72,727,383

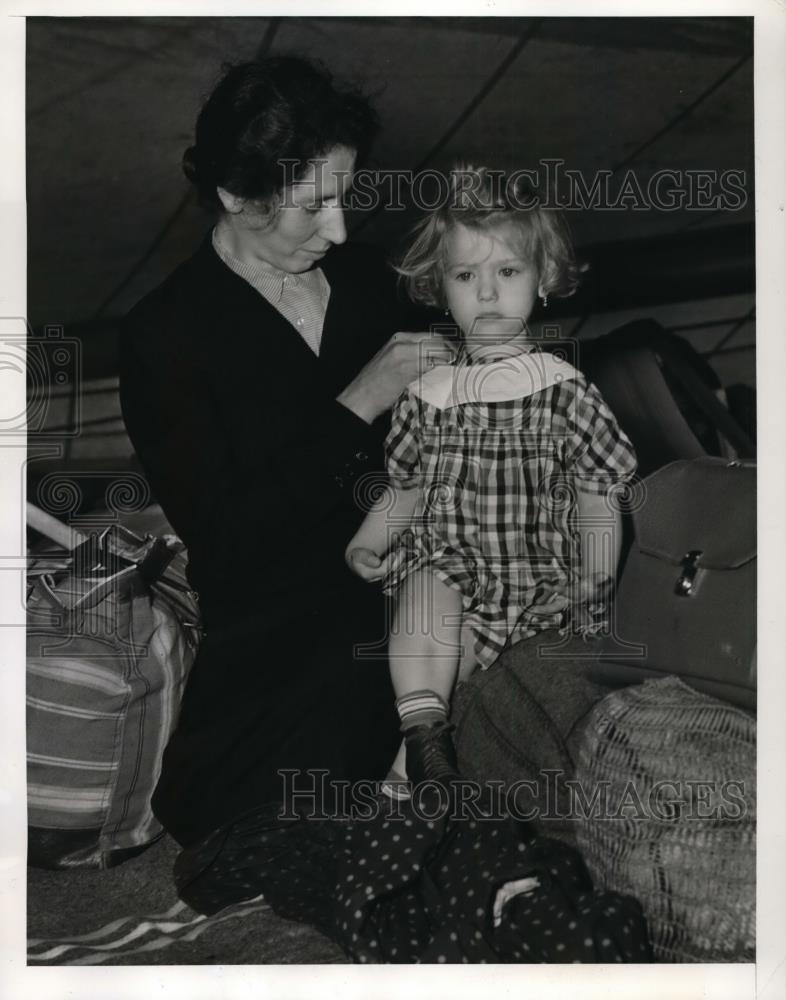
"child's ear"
538,260,556,298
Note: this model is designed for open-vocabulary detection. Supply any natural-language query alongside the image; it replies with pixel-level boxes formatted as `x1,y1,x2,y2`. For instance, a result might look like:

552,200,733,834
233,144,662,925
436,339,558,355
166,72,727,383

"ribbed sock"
395,689,449,731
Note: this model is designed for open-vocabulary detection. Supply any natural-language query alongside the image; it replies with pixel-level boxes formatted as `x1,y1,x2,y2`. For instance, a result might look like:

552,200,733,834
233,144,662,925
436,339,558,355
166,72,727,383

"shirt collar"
211,227,317,303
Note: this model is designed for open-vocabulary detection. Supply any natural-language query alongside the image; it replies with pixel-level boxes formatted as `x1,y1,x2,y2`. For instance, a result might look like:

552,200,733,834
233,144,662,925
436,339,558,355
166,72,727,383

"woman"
119,55,452,913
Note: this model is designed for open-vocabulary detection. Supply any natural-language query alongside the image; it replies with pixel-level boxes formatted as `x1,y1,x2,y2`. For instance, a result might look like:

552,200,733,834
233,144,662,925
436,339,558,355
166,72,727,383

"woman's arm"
338,332,454,424
119,305,397,621
119,247,448,613
120,316,378,551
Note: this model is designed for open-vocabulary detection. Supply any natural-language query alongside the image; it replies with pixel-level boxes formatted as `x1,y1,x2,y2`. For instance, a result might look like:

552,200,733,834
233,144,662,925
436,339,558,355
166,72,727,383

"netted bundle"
574,677,755,962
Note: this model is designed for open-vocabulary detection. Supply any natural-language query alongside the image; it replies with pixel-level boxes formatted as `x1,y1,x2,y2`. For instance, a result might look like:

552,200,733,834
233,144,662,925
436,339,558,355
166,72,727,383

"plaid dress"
382,351,637,669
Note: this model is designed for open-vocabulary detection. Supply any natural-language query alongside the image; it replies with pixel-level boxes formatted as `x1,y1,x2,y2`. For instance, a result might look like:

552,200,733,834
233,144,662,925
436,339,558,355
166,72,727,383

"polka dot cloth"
174,799,651,963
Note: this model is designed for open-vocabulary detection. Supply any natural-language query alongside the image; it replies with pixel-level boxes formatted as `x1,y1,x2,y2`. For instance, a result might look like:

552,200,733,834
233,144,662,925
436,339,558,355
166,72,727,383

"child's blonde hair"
396,164,582,309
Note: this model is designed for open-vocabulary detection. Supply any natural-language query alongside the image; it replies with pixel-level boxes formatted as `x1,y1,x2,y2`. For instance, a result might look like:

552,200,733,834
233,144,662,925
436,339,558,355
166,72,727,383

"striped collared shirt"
211,228,331,356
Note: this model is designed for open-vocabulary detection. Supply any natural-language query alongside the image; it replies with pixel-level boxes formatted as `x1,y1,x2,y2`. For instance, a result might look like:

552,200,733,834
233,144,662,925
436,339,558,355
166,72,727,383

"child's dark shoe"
404,720,461,786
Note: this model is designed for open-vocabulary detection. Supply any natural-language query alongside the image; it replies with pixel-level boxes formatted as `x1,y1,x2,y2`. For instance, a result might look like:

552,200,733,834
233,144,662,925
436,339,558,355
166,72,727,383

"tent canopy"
27,15,754,328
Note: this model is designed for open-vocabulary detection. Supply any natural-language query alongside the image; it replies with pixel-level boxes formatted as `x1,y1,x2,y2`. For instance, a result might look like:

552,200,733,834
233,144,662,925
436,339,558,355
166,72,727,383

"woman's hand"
337,331,456,424
346,546,395,583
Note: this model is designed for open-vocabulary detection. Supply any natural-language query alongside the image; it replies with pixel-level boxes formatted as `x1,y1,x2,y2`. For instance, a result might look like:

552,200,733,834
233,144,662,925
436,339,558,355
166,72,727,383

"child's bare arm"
576,488,622,601
345,486,419,582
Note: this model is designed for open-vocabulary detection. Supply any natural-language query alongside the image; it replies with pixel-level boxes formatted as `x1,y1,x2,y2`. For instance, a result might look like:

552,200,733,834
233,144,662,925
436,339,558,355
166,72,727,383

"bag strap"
654,339,756,458
27,502,178,614
34,564,140,615
27,502,87,551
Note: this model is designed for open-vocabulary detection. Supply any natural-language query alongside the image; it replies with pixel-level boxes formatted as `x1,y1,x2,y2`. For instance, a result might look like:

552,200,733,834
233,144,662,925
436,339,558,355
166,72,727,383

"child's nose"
477,277,498,302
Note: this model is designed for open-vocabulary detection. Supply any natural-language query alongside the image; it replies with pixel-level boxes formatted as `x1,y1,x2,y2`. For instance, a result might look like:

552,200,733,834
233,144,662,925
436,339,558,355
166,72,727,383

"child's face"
443,222,540,356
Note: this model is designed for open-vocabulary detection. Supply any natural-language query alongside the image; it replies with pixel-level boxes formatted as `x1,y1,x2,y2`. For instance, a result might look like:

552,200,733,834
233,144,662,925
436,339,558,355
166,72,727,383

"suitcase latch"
675,550,703,596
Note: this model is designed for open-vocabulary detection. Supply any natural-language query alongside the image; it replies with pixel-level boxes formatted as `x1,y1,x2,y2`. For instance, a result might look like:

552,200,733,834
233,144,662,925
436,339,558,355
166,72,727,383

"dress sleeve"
564,377,638,494
384,390,423,489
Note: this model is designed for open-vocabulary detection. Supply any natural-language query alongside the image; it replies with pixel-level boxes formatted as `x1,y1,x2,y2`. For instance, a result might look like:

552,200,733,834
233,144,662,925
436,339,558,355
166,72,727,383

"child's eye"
500,267,519,277
454,271,473,282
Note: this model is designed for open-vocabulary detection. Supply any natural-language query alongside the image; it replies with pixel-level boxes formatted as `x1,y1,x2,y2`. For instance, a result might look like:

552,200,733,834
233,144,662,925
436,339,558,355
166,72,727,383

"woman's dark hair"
183,54,380,209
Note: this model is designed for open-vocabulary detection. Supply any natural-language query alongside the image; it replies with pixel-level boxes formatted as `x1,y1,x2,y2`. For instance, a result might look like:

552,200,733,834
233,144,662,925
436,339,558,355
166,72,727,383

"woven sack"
27,507,201,869
574,676,755,962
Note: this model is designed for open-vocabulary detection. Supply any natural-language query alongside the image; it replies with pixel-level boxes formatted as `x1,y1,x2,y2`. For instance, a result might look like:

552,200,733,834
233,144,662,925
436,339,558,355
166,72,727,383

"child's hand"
537,573,613,614
346,546,393,583
577,572,613,606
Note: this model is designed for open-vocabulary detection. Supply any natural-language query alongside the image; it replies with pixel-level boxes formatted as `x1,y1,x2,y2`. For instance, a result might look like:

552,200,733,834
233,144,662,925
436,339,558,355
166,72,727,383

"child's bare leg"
389,570,463,700
389,626,473,782
393,628,472,775
385,571,464,787
457,623,479,684
386,740,408,782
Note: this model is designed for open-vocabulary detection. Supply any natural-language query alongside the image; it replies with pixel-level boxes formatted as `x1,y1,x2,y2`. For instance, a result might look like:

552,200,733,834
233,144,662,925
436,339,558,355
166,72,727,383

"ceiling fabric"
26,16,754,328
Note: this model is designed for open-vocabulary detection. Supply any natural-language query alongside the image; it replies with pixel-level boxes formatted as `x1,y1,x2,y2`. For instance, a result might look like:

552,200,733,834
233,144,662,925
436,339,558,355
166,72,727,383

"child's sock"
396,689,461,787
380,691,452,800
395,689,449,731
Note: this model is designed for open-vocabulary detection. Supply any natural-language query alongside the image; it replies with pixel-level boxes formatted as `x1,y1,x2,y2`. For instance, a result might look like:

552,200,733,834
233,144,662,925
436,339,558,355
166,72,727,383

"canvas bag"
452,632,609,847
26,504,201,869
591,457,756,709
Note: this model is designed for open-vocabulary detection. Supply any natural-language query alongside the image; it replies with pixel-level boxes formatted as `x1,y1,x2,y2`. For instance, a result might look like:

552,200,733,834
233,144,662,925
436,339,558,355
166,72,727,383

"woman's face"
443,222,540,357
221,145,356,273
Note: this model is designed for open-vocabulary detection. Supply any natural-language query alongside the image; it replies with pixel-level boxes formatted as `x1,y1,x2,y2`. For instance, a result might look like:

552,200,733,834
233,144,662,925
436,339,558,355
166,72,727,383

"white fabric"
410,352,581,410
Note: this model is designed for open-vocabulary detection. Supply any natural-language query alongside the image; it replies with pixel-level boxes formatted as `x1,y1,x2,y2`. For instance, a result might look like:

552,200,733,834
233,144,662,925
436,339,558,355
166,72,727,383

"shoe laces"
406,720,458,781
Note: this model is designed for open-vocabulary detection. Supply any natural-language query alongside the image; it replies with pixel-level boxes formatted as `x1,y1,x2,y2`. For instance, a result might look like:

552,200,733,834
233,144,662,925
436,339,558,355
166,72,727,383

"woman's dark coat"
120,235,425,845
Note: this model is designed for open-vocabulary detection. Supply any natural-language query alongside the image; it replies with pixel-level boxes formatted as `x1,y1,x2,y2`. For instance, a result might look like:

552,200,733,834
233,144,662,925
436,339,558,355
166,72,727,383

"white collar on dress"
409,350,581,410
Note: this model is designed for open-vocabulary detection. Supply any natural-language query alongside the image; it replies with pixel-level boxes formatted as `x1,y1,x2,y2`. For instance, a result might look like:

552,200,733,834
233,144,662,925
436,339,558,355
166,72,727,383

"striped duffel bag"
26,504,201,869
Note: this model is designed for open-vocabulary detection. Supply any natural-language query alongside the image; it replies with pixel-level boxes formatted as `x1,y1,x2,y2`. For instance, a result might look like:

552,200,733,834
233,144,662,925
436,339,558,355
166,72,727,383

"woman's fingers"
337,332,456,423
391,330,456,376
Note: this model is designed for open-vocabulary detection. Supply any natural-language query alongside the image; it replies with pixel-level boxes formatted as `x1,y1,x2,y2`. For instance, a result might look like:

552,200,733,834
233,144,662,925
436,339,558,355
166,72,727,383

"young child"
345,165,637,796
